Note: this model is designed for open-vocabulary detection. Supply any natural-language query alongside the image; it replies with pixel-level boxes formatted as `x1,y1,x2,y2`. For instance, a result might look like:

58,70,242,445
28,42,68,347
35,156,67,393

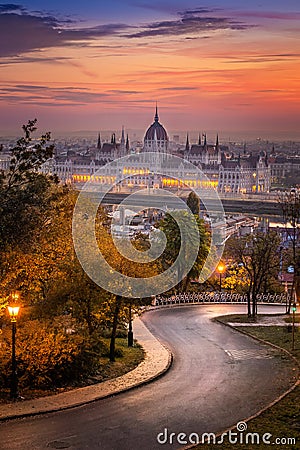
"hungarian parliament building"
46,107,270,194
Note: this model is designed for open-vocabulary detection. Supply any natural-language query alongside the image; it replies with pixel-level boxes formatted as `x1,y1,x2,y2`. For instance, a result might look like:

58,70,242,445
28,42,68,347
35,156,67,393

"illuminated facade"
43,106,270,194
218,152,270,194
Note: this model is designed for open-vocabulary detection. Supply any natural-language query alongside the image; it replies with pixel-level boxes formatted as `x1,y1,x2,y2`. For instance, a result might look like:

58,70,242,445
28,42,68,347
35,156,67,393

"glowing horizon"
0,1,299,139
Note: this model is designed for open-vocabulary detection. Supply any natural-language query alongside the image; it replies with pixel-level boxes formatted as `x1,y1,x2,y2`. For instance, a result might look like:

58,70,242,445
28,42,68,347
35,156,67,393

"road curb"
182,318,300,450
214,317,300,371
0,317,173,422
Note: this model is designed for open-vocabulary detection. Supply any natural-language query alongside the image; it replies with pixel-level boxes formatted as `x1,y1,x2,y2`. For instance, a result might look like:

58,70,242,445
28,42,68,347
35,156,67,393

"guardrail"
154,292,287,306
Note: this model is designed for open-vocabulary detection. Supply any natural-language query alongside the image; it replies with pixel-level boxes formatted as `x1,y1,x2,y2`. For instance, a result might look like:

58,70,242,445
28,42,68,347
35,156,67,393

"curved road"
0,304,294,450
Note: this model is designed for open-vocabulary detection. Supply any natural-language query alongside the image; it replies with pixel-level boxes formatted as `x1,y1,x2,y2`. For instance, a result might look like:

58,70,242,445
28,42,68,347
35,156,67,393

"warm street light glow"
217,263,226,292
8,306,20,322
217,263,226,274
8,292,20,323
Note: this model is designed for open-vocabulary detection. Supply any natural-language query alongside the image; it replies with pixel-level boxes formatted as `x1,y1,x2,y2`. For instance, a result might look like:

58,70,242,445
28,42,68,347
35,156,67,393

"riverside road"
0,304,295,450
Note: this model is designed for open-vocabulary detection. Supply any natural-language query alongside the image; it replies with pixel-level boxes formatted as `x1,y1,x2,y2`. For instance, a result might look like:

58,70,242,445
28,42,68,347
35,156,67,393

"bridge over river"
83,191,282,217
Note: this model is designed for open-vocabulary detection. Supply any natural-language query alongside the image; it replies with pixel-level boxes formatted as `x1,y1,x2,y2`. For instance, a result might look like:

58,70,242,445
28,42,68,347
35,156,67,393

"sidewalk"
0,317,172,421
228,315,300,327
228,322,300,327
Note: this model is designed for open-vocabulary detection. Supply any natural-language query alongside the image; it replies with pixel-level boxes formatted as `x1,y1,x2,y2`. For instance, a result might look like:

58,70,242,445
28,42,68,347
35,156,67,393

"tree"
278,189,300,312
0,185,77,310
0,120,60,317
97,231,160,362
0,119,56,250
157,211,210,293
226,231,281,317
0,120,151,388
187,191,200,215
219,264,249,293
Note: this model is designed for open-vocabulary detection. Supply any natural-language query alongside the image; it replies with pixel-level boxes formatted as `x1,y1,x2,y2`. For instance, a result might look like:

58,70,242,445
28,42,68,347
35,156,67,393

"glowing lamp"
8,306,20,322
217,263,226,274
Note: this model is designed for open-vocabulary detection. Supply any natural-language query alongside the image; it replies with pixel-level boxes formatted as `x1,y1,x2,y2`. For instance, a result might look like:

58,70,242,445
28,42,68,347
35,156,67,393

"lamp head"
8,291,21,322
8,306,20,322
217,263,226,274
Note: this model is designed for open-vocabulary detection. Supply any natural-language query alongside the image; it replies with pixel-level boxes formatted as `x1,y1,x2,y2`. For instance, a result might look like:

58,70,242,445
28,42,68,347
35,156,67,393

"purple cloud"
0,3,25,13
0,8,130,57
0,5,251,58
0,85,108,106
236,10,300,20
126,12,249,39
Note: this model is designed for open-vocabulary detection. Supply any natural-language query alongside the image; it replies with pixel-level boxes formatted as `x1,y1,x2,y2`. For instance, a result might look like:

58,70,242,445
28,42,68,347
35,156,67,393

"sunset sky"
0,1,300,138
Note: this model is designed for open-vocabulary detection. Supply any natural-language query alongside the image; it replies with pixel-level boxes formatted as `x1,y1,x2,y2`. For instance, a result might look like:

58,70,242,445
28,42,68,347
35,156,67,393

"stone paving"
0,317,172,421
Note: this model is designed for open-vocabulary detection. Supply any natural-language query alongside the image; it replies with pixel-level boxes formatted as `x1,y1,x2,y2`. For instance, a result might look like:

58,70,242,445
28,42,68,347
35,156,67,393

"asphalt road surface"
0,304,294,450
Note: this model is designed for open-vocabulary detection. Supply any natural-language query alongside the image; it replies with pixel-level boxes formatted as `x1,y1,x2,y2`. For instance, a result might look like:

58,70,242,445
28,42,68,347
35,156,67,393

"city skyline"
0,1,300,138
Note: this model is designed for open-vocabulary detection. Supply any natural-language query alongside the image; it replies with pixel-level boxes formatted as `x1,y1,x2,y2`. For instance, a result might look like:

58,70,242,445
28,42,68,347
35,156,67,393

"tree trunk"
109,295,122,362
291,235,299,310
287,278,295,315
86,296,93,335
247,292,251,317
251,292,257,318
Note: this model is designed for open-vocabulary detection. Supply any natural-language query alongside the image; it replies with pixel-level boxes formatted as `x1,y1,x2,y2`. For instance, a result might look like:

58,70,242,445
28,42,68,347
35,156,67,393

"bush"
99,327,127,339
115,328,127,338
114,347,124,358
0,320,108,389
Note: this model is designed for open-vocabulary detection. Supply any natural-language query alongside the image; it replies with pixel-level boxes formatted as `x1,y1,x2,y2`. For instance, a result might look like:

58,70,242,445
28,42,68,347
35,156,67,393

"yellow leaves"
222,264,249,292
0,186,77,301
0,319,99,389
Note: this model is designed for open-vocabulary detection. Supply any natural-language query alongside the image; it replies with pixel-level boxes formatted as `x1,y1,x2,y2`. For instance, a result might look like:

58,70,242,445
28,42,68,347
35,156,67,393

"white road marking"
225,349,274,360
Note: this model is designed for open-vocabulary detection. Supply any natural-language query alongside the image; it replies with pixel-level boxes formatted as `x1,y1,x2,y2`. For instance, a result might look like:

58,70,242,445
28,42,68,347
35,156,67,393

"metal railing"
154,292,287,306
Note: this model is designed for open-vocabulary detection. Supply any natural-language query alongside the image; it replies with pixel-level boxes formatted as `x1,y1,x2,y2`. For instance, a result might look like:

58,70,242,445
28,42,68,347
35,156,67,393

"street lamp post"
8,292,20,400
292,301,297,351
128,302,133,347
217,263,226,292
285,281,289,314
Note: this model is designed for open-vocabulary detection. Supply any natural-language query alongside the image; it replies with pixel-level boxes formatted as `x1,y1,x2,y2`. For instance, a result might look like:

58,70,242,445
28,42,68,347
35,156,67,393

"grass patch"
214,314,287,324
215,314,300,356
93,338,145,383
285,316,300,324
196,315,300,449
196,387,299,449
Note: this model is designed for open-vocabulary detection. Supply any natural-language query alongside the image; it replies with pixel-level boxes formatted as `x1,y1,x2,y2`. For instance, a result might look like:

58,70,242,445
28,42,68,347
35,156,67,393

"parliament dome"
144,106,168,142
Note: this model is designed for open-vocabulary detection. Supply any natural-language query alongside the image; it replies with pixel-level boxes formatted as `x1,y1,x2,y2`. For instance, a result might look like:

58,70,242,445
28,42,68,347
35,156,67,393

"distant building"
184,131,269,194
184,133,222,167
0,106,271,194
269,154,300,183
218,151,270,194
50,106,271,192
0,153,11,171
143,105,168,154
